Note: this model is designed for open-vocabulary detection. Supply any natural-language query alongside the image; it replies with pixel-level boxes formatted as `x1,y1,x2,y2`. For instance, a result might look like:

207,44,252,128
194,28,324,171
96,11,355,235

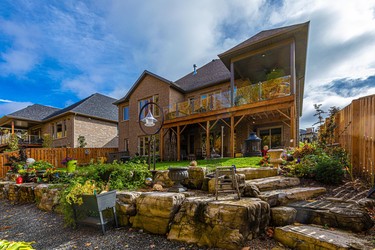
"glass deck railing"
164,75,291,120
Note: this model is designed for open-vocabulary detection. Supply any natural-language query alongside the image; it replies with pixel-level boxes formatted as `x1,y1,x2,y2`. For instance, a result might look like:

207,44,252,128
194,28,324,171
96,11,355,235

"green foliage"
155,157,262,169
314,156,344,185
292,142,316,159
31,160,54,170
0,239,35,249
77,135,87,148
259,155,271,167
6,134,19,151
42,134,52,148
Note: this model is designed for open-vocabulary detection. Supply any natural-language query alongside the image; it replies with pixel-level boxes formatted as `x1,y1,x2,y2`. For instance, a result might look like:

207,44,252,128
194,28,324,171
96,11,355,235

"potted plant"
62,157,77,173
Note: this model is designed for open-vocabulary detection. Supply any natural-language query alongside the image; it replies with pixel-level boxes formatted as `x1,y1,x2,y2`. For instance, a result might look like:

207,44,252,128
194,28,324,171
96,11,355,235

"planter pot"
268,149,284,168
168,167,188,192
67,160,77,173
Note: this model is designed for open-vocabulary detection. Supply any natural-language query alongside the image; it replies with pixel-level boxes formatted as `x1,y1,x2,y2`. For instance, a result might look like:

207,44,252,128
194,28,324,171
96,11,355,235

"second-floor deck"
164,75,291,120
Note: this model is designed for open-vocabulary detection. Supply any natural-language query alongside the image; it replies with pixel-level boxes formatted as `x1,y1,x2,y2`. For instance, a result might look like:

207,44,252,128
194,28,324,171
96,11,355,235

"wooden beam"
290,107,296,147
163,128,169,137
210,120,219,130
230,116,235,158
277,109,291,120
220,118,230,128
234,115,245,128
180,124,187,134
170,127,177,135
11,120,14,134
232,38,293,63
263,112,269,118
198,122,206,131
160,128,164,161
282,121,291,128
206,121,210,159
177,126,181,161
290,39,296,95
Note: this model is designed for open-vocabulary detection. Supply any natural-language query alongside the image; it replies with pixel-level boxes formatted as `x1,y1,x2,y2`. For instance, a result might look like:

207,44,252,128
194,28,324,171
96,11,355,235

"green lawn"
155,157,262,170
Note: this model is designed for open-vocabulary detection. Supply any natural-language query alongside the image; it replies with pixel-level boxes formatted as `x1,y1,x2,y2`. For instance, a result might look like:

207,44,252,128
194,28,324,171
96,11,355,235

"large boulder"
132,192,185,234
271,206,297,226
183,167,206,189
34,184,62,212
168,197,270,250
116,191,142,226
236,167,277,180
153,171,174,187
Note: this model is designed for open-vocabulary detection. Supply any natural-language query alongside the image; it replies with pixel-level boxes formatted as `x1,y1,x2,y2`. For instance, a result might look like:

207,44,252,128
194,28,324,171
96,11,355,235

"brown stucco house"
0,93,118,149
115,22,309,161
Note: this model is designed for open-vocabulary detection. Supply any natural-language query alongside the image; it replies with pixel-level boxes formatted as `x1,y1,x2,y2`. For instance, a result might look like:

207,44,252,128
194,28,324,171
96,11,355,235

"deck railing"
0,134,42,145
164,75,291,120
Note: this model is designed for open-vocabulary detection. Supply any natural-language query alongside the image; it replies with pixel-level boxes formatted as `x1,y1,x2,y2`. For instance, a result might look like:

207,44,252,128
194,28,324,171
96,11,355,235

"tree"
42,134,53,148
312,104,326,127
77,135,87,148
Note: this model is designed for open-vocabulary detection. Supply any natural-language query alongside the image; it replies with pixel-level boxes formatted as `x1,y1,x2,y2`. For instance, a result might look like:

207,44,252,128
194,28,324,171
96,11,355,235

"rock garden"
1,142,375,250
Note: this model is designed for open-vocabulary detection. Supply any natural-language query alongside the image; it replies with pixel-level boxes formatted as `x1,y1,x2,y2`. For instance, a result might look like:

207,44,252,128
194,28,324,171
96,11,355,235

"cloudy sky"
0,0,375,129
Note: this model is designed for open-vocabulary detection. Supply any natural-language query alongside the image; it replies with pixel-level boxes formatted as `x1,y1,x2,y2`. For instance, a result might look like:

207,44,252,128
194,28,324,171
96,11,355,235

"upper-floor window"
139,94,159,119
52,120,67,139
123,106,129,121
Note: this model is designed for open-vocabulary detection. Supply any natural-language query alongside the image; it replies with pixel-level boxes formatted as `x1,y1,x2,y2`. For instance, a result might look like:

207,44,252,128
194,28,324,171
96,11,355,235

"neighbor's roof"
114,70,184,105
7,104,60,121
175,59,231,92
44,93,118,122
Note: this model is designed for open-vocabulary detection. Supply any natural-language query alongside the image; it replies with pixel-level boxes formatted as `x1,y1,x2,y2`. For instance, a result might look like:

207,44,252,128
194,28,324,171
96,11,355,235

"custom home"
115,22,309,161
0,93,118,149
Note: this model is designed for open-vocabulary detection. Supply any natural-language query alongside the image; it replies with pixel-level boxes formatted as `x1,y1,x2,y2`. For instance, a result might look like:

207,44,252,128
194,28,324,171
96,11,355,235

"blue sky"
0,0,375,129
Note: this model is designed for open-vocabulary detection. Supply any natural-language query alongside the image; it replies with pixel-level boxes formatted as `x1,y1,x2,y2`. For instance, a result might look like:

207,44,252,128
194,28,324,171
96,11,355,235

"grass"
155,157,262,170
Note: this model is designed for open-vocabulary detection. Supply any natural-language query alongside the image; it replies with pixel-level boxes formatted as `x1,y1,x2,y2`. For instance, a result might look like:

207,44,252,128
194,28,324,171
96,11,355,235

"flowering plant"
61,157,75,165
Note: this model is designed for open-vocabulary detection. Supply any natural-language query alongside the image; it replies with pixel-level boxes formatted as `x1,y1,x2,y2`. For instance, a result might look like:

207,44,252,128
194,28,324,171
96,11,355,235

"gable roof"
114,70,184,105
45,93,118,122
175,59,231,92
218,22,309,63
8,104,60,121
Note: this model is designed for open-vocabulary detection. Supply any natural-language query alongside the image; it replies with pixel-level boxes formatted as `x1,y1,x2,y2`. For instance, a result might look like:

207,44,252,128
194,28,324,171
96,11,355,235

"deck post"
206,121,210,159
11,120,14,134
230,62,235,107
230,116,235,157
290,106,296,147
177,126,181,161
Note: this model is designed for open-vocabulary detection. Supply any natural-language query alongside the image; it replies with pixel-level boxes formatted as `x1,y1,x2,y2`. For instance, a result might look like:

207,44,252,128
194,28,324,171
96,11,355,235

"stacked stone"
153,171,173,187
18,183,37,203
7,183,20,203
0,181,11,200
183,167,206,189
116,191,141,226
34,184,63,212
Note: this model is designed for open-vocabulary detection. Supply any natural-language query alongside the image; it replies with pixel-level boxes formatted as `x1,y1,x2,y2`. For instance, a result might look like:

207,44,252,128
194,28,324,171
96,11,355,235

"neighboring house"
0,93,118,149
299,127,317,143
115,22,309,161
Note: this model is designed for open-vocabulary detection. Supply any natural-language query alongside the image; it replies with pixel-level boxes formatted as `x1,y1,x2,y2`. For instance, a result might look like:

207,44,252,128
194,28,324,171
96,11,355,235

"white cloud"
0,101,33,117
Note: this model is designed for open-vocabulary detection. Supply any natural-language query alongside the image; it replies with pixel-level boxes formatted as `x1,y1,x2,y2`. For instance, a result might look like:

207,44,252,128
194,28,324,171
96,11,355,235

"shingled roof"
219,22,309,59
8,104,60,121
45,93,118,122
175,59,230,92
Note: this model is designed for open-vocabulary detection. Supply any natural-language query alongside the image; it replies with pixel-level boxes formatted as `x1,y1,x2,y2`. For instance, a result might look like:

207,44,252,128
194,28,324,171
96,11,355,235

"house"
0,93,118,149
300,127,317,143
115,22,309,161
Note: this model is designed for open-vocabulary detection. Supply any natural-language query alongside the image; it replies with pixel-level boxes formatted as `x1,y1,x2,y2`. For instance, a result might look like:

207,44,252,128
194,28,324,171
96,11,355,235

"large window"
52,120,67,139
123,106,129,121
259,127,282,148
139,95,159,119
138,135,159,156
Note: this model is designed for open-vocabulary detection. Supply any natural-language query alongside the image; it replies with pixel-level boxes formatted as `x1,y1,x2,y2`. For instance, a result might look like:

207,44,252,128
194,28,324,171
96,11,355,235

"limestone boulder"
153,171,174,187
241,183,260,197
183,167,206,189
132,192,185,234
288,200,374,232
236,167,277,180
116,191,142,226
247,176,300,191
0,181,11,200
35,184,63,212
274,225,373,249
168,197,270,250
271,207,297,226
259,187,326,206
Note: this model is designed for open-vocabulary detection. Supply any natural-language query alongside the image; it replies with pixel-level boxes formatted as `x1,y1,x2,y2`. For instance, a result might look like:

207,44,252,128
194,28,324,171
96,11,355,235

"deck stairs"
235,167,375,249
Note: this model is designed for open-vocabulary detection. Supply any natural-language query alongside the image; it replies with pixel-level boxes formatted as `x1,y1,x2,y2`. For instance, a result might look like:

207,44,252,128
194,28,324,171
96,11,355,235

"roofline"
42,111,118,123
183,78,230,93
113,70,184,105
218,21,310,58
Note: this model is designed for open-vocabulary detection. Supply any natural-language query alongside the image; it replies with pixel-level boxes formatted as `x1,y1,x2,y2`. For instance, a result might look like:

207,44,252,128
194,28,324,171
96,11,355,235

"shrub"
292,142,316,159
314,156,344,185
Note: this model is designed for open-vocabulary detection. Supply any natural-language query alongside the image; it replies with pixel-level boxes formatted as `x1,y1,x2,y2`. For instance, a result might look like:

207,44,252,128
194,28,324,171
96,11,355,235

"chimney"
193,64,197,75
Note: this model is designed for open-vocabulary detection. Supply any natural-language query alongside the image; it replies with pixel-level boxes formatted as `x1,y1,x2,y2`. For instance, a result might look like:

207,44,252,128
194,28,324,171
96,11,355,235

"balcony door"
259,127,282,148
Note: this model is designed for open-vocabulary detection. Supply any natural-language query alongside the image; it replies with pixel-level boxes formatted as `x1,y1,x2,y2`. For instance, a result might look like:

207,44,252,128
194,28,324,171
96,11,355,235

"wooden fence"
0,148,118,179
335,94,375,185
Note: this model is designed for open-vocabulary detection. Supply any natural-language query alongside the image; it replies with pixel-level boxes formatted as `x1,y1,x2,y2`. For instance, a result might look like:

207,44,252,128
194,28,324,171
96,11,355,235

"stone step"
258,187,326,207
245,176,300,191
274,224,373,249
287,200,374,232
236,167,278,180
